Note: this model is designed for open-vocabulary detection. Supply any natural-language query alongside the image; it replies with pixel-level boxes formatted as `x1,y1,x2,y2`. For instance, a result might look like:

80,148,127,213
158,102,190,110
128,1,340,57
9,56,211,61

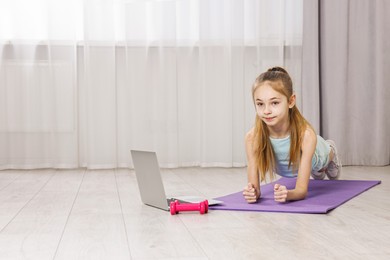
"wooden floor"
0,166,389,260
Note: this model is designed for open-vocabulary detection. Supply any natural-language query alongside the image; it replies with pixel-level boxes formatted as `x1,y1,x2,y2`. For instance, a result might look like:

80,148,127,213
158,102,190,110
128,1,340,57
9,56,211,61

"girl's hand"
243,183,259,203
274,184,288,202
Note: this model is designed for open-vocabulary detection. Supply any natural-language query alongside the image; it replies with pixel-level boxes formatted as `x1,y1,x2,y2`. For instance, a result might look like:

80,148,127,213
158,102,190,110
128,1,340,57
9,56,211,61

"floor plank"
0,170,55,232
0,170,84,260
53,170,131,260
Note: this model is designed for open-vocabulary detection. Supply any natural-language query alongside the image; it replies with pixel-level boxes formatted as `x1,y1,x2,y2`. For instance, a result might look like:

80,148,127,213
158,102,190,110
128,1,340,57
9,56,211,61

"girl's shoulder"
301,126,317,148
303,126,316,138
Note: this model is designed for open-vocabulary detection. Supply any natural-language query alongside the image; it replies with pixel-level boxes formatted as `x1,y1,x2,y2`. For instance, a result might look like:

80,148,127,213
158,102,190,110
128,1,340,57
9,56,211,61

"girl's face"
253,82,295,128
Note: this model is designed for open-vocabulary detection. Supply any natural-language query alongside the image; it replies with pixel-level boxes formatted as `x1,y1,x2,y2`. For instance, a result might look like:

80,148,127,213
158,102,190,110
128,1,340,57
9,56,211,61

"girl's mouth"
264,117,275,122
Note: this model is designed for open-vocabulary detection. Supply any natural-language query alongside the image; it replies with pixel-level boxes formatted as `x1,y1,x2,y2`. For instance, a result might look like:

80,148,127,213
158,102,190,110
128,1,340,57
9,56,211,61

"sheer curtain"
0,0,303,169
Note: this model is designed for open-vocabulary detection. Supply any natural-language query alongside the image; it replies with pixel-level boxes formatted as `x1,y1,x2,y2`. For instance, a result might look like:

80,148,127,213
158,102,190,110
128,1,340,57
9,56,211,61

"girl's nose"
263,105,271,114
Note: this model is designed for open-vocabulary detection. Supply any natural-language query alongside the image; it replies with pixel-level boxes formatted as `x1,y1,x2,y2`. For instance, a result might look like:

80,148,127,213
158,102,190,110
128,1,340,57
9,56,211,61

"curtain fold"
303,0,390,166
0,0,303,169
301,0,320,133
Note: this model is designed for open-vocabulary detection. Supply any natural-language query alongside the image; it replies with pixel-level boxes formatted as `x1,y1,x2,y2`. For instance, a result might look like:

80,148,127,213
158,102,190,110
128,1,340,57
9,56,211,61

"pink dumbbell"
170,200,209,215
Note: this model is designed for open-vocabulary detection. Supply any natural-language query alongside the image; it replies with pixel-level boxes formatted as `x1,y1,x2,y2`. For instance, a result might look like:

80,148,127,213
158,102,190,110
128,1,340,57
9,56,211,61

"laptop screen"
131,150,169,211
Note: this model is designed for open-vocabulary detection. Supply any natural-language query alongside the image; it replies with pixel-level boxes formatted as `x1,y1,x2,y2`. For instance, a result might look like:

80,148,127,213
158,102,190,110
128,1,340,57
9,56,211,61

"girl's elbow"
299,189,308,200
294,188,308,200
294,184,309,200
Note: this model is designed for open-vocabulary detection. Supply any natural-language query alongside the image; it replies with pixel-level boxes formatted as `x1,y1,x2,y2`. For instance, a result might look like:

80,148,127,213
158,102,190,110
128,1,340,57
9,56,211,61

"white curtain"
0,0,303,169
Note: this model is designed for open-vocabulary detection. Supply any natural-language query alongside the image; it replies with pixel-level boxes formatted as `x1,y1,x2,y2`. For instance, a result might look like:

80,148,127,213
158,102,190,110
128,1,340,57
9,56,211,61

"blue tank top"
269,135,331,178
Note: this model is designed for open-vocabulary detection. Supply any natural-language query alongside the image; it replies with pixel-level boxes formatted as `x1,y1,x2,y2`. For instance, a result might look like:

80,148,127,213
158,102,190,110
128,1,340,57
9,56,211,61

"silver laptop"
131,150,222,211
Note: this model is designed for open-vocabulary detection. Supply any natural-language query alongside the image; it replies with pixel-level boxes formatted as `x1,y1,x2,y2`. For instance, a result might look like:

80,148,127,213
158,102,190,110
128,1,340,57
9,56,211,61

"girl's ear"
289,94,296,109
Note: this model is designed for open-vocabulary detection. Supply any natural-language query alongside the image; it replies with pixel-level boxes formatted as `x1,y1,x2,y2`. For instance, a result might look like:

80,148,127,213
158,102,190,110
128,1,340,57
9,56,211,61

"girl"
243,67,341,203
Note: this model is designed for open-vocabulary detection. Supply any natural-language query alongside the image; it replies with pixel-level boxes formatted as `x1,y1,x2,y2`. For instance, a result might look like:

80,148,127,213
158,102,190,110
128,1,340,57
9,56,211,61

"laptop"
130,150,223,211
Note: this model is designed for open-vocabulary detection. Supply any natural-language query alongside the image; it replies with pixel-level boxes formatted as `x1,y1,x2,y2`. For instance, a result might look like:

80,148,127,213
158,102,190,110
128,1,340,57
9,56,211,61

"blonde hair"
252,67,312,182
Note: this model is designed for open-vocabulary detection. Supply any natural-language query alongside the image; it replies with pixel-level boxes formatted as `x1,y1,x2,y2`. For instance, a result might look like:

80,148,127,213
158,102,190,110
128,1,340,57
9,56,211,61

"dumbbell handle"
170,200,209,215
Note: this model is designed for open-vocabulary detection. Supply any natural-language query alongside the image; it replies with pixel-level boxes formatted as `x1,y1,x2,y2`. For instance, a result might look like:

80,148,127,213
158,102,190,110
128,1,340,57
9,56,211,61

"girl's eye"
272,102,279,106
256,103,263,107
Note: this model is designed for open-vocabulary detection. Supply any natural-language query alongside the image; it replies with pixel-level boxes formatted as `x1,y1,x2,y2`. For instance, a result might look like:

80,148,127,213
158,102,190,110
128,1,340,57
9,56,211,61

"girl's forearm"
286,188,307,201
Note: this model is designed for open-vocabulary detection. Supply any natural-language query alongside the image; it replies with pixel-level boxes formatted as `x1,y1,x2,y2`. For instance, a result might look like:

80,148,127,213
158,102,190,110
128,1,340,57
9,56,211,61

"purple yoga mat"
210,178,381,214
